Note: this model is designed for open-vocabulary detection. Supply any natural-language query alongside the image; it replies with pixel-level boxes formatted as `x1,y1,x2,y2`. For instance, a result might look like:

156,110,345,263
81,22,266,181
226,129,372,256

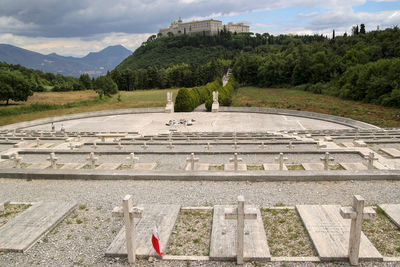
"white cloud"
297,12,319,18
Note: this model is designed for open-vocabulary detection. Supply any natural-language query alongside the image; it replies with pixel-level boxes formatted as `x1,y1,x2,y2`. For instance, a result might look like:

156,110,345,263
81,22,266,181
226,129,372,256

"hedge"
174,78,222,112
205,75,239,111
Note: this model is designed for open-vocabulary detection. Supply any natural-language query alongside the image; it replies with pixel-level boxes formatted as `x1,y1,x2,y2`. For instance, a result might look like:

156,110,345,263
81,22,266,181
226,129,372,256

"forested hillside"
232,27,400,107
112,26,400,108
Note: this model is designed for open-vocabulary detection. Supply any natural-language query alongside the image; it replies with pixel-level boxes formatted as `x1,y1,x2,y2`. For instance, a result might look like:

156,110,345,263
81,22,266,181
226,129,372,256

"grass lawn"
0,89,178,126
231,87,400,128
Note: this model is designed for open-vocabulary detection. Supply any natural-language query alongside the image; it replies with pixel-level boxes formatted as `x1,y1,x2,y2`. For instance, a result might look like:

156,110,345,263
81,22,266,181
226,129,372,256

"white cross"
320,152,334,170
166,142,174,150
112,195,143,264
286,141,295,149
168,134,172,142
225,196,257,265
149,137,153,142
232,142,240,150
340,195,376,265
36,138,40,147
186,153,199,171
187,136,191,142
92,142,98,149
229,153,243,171
258,142,265,149
275,153,288,171
11,153,22,168
126,153,139,169
364,152,378,170
68,142,75,150
142,142,148,150
87,152,98,169
117,142,123,150
76,135,81,142
204,142,212,150
47,152,58,169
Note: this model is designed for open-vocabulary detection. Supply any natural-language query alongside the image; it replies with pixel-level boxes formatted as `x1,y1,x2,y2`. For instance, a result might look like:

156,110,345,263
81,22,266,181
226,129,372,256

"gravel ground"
0,178,400,266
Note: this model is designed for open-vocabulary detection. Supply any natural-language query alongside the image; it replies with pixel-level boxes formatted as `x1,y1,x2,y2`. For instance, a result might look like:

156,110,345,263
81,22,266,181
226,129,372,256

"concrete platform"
0,201,76,252
133,163,157,171
378,204,400,228
210,205,270,261
105,204,180,258
224,164,247,171
340,162,368,170
23,112,353,135
380,148,400,158
27,162,51,169
184,163,210,171
96,163,121,170
296,205,382,261
263,164,288,171
60,163,86,170
302,163,325,171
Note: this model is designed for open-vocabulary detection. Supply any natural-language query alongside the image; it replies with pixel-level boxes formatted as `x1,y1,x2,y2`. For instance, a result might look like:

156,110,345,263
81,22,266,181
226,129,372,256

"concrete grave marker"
204,142,213,150
117,142,123,150
127,153,139,169
210,196,270,263
47,152,58,169
166,142,174,150
316,141,327,149
286,141,295,149
340,195,376,265
258,142,265,149
275,153,288,171
92,142,98,149
36,138,40,147
68,142,75,150
364,152,378,170
86,152,98,169
141,142,148,150
186,153,199,171
11,153,22,168
232,142,240,150
296,204,381,262
320,152,334,170
112,195,143,264
227,153,245,171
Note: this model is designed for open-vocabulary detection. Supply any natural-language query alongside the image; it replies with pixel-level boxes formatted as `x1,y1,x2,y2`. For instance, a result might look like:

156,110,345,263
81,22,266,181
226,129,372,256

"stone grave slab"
339,162,368,171
60,163,86,170
105,204,180,258
0,201,76,252
27,162,51,169
262,164,288,171
184,163,210,171
1,148,21,159
353,140,367,147
37,143,54,149
380,148,400,158
133,163,157,171
96,163,121,170
224,164,247,171
377,204,400,228
296,205,382,261
302,163,325,171
210,205,270,261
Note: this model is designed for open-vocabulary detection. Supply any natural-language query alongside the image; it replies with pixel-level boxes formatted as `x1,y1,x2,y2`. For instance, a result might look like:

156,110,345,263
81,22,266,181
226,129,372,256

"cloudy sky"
0,0,399,57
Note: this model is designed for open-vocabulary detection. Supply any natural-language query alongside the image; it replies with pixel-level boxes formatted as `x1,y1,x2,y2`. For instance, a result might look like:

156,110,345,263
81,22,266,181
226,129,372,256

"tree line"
232,26,400,107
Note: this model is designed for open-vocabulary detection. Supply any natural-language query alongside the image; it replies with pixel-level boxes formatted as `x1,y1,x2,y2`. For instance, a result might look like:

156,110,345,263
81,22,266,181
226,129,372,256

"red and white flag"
152,226,164,256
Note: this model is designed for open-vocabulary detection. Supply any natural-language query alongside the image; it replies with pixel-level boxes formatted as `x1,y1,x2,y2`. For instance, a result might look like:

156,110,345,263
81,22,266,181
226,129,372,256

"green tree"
79,73,92,90
94,76,118,99
0,71,33,105
360,24,366,34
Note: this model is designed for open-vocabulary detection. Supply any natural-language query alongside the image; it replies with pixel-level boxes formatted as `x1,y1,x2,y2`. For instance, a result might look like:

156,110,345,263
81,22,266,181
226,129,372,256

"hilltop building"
159,19,250,37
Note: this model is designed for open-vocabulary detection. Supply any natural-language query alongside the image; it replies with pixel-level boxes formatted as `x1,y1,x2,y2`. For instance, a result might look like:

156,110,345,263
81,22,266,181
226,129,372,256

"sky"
0,0,399,57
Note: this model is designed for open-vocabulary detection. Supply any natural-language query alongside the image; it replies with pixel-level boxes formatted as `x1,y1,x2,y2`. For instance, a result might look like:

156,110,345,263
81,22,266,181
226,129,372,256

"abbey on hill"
159,18,250,37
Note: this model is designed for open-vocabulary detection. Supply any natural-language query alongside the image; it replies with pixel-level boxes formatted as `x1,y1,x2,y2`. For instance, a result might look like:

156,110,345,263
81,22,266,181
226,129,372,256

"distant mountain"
0,44,132,77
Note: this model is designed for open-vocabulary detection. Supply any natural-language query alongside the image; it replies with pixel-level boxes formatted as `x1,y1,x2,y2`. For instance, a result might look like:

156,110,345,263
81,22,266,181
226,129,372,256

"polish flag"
152,226,164,256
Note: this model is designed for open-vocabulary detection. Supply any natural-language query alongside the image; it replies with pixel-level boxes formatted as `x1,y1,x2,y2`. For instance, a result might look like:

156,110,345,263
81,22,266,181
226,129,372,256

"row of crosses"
112,194,374,265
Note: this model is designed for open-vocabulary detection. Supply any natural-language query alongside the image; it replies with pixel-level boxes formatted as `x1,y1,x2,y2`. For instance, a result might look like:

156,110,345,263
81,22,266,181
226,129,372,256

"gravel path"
0,178,400,266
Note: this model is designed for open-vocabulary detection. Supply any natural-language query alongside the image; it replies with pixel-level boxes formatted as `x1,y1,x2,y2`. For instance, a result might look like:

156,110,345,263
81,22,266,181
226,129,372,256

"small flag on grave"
152,226,164,255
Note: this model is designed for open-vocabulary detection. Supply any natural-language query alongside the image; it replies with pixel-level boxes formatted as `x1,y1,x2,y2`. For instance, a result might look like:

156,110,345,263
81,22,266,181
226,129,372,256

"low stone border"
271,257,321,262
0,106,378,131
0,169,399,181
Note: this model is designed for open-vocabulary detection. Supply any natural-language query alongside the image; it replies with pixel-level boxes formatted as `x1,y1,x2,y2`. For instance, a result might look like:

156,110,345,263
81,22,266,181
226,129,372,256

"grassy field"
0,89,178,126
231,87,400,128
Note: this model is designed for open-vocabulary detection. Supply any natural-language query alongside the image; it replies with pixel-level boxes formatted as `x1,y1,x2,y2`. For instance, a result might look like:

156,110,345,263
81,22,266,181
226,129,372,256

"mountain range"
0,44,132,77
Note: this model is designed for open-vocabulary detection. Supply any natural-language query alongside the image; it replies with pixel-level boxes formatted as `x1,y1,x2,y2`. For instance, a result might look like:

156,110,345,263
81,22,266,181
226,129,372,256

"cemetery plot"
296,205,382,261
378,204,400,228
0,203,31,227
106,204,180,258
0,201,76,252
166,208,212,256
362,207,400,257
209,204,270,262
260,208,316,257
